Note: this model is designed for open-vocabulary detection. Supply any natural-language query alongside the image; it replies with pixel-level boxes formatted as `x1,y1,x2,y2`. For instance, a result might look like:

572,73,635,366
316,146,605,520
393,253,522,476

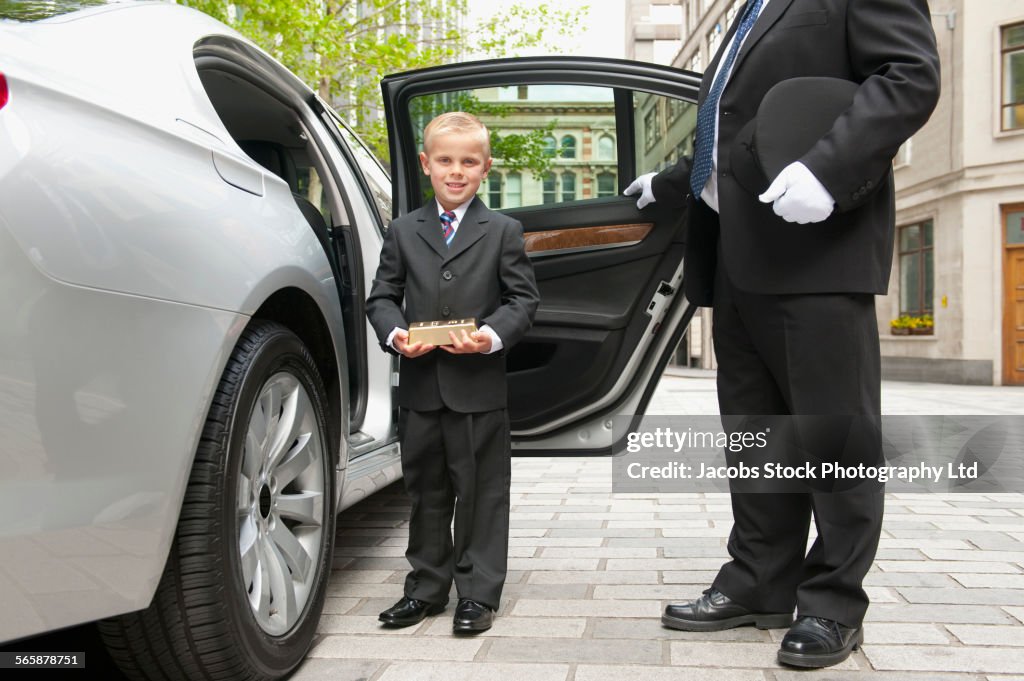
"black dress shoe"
778,616,863,668
378,596,446,627
662,588,794,632
452,598,494,633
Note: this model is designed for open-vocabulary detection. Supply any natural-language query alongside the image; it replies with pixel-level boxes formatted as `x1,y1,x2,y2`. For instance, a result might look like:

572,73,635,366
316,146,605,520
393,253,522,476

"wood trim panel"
523,223,653,255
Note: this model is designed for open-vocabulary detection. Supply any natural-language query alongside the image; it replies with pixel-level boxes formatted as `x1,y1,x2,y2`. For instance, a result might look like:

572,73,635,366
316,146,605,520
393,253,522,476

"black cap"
731,77,859,195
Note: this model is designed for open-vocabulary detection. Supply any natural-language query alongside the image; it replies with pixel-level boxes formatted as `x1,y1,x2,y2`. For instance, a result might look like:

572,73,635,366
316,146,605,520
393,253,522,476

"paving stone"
288,658,383,681
947,624,1024,646
1005,606,1024,624
317,615,419,635
670,641,858,670
420,616,586,638
575,665,762,681
507,558,600,571
606,558,726,571
376,662,569,681
865,645,1024,673
952,573,1024,588
593,585,703,600
861,622,950,644
485,637,663,665
863,572,954,587
897,587,1024,606
540,547,657,558
661,571,724,585
876,561,1021,573
526,571,659,585
310,635,482,661
500,583,589,599
322,597,361,615
591,617,769,642
511,599,662,618
507,537,603,547
865,604,1015,624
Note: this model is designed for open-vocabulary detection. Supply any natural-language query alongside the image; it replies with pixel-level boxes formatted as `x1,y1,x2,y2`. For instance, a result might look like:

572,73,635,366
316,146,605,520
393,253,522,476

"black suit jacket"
366,197,539,413
653,0,940,306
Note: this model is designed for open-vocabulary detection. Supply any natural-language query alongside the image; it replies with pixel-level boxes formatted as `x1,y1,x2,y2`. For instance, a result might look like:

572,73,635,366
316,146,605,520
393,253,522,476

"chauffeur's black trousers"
708,249,884,629
399,407,511,611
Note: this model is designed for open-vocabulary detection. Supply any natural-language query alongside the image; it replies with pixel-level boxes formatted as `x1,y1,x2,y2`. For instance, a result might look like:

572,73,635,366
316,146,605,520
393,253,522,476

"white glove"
758,162,835,224
624,172,657,209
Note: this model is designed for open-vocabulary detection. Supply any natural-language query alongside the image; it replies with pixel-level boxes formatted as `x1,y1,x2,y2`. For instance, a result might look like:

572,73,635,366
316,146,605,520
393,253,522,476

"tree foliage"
177,0,581,172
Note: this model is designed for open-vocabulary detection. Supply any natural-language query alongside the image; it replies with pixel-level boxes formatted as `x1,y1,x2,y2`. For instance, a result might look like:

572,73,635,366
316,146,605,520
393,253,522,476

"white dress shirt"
701,0,770,213
387,198,504,353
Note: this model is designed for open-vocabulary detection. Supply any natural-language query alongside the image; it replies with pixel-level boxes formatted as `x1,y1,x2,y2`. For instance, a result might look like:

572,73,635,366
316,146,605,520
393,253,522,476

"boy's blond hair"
423,112,491,157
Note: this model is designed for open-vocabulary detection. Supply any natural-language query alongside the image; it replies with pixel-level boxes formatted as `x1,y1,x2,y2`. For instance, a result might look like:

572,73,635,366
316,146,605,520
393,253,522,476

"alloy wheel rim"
237,371,325,635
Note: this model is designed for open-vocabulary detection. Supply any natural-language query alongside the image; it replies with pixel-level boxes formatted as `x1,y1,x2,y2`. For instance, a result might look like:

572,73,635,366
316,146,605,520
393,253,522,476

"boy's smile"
419,131,492,211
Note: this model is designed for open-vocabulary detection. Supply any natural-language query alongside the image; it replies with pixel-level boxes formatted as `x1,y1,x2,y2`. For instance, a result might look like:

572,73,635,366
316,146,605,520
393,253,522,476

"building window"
725,0,744,25
561,171,576,201
707,23,724,59
899,220,934,317
542,172,557,204
488,172,502,209
596,171,616,198
542,135,557,158
1002,22,1024,130
506,172,522,208
598,134,615,160
644,107,658,151
688,51,702,73
560,135,577,159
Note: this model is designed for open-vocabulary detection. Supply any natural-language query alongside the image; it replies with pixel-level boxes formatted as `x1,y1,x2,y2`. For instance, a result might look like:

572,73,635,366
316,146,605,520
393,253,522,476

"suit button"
442,306,451,317
442,270,453,281
866,180,874,188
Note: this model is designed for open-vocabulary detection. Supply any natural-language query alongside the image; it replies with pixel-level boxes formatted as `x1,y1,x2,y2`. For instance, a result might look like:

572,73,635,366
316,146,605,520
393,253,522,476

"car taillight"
0,73,7,110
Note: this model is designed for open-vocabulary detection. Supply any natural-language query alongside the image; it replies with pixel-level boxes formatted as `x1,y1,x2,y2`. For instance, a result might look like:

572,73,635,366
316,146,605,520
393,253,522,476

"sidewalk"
296,375,1024,680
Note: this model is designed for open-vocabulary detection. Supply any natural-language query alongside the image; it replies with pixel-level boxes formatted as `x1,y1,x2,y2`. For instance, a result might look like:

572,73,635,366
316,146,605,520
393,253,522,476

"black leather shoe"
778,616,863,668
662,588,794,632
378,596,446,627
452,598,494,633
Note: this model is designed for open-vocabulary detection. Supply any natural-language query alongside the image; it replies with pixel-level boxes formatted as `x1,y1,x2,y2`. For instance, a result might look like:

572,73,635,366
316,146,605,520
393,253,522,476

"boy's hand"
393,329,435,358
441,329,492,354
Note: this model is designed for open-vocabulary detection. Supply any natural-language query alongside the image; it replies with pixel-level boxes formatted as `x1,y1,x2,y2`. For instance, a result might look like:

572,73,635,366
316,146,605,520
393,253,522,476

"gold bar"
407,318,478,346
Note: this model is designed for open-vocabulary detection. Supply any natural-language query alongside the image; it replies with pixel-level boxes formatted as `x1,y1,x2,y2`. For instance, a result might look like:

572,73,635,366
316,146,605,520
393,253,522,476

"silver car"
1,2,699,679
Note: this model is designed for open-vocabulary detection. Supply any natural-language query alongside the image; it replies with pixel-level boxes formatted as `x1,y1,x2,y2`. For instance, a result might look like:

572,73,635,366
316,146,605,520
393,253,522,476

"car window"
325,111,392,229
409,85,618,210
634,92,697,174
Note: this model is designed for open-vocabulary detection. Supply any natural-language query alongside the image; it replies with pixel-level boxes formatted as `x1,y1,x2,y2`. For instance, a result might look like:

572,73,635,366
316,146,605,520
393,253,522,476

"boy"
367,112,539,633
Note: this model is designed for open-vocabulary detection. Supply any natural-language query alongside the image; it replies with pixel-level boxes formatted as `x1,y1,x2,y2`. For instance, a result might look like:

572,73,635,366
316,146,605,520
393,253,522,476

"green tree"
178,0,581,172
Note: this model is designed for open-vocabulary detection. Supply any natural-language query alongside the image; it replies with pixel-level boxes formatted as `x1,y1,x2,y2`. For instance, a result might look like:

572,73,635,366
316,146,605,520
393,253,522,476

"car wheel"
99,320,336,680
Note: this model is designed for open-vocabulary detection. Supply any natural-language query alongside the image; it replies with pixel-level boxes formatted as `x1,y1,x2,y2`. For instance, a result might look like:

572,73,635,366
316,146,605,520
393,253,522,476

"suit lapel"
731,0,795,77
443,197,488,265
415,203,449,260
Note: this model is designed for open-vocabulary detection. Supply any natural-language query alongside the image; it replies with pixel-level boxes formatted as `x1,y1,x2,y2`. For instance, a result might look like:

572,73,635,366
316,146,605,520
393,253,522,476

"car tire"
99,320,336,681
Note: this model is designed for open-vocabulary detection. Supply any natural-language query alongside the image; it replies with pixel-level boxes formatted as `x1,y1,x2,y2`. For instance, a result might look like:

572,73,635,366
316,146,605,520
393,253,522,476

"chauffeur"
626,0,940,668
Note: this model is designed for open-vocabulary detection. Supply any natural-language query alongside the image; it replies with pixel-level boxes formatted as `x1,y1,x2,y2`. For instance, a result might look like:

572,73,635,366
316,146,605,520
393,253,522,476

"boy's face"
419,131,492,211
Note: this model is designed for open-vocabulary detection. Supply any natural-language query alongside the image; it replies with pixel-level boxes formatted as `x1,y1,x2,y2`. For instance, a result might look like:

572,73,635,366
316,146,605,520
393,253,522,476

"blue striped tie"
440,210,456,247
690,0,764,200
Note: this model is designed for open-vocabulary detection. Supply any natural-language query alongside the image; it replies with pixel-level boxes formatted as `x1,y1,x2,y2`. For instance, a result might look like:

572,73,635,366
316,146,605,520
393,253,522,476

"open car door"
382,57,700,455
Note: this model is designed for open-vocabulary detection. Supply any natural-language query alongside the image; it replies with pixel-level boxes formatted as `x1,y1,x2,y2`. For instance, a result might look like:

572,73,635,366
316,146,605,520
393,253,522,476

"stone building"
627,0,1024,385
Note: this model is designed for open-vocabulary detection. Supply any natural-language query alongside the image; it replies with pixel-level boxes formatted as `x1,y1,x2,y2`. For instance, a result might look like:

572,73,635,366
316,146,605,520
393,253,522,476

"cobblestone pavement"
295,374,1024,680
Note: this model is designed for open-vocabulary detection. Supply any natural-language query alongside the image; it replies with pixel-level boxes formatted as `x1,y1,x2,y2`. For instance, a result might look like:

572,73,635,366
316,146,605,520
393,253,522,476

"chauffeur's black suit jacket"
366,197,539,413
652,0,940,305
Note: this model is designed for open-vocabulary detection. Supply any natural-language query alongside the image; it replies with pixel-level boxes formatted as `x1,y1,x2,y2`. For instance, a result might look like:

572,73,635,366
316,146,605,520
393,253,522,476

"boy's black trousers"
399,406,511,610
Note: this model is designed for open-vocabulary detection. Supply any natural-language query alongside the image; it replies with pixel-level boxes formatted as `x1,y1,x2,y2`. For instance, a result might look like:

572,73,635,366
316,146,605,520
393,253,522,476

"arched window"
560,135,577,159
598,134,615,160
597,171,616,198
487,172,502,209
561,171,576,202
542,172,557,204
506,172,522,208
542,135,557,158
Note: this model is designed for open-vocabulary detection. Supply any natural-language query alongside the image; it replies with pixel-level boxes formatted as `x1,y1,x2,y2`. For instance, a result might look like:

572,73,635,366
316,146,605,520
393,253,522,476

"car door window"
634,92,697,173
409,85,618,210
